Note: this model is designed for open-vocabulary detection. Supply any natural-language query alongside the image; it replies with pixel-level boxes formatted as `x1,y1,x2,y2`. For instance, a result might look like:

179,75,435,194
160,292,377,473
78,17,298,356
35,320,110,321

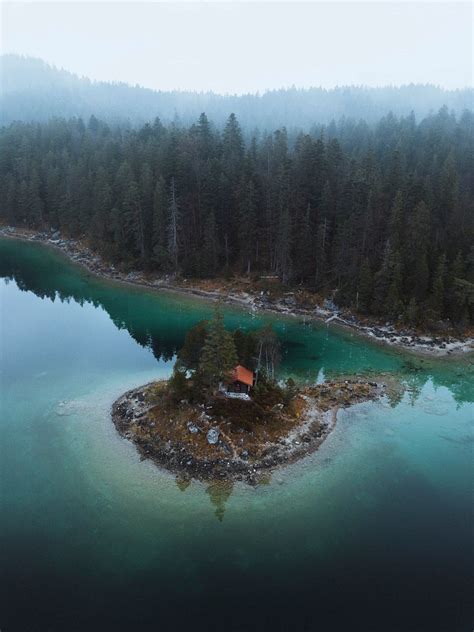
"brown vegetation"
112,378,382,484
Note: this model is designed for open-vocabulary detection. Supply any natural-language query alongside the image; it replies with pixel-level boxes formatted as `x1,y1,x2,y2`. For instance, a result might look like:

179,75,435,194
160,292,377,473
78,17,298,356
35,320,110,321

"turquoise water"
0,238,473,631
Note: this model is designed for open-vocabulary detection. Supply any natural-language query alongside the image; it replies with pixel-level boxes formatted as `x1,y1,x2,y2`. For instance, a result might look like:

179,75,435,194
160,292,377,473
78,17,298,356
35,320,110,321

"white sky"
1,2,472,93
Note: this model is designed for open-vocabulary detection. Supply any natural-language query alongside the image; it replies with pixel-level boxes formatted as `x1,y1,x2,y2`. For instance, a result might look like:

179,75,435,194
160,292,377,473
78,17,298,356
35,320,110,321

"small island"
112,309,384,484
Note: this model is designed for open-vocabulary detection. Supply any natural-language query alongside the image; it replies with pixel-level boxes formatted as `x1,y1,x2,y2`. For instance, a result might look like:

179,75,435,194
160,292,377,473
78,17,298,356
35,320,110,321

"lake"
0,238,473,631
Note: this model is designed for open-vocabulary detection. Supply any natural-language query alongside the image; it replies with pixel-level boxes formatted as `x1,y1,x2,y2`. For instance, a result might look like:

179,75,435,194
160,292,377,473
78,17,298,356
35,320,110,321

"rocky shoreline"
111,380,383,484
2,225,473,358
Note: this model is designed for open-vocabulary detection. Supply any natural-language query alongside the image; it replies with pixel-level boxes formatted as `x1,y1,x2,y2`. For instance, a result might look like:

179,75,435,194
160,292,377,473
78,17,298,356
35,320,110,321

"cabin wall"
227,381,250,394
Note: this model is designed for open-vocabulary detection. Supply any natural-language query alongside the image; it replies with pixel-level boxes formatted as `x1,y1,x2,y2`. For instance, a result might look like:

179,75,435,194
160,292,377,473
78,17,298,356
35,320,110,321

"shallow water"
1,238,473,631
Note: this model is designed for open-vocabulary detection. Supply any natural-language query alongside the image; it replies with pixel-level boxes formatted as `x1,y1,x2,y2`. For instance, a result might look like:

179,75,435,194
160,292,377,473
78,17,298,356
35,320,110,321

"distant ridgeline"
0,107,473,326
1,55,473,130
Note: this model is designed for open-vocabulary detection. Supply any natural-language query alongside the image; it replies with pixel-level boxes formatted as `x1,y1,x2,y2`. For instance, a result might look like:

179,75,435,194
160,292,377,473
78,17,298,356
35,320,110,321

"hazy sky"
2,2,472,93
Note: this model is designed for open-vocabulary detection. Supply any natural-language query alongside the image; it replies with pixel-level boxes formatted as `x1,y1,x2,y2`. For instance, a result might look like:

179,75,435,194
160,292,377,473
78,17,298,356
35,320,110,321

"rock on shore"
2,225,473,357
111,379,383,485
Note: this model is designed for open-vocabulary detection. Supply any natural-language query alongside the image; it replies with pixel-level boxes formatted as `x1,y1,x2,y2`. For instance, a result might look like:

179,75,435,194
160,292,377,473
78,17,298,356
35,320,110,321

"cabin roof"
231,365,254,387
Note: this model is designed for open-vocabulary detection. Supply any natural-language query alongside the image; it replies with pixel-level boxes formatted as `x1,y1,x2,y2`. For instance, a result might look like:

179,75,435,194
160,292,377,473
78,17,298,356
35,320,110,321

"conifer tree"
91,166,112,245
372,241,393,314
357,257,373,313
430,253,446,319
178,320,209,371
138,162,154,264
452,279,474,326
384,249,404,318
405,297,419,326
199,309,237,389
152,176,167,267
294,204,313,281
201,210,219,276
275,167,292,282
389,190,405,249
222,113,244,173
314,217,329,288
238,180,258,274
122,172,142,258
197,112,214,161
406,200,431,305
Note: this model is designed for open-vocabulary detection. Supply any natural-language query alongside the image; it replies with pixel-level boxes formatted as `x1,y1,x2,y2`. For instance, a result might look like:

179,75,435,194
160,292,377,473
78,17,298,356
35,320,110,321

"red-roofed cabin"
227,365,254,395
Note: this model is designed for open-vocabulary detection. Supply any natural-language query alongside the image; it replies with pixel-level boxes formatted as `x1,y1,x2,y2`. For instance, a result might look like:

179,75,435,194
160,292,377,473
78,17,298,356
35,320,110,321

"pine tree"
406,200,431,308
372,240,393,315
25,167,44,227
90,166,112,245
221,113,245,260
152,176,167,268
275,167,292,282
357,257,373,313
388,190,405,250
452,279,474,326
238,180,258,274
201,210,219,276
384,249,404,318
414,253,430,306
112,161,137,255
197,112,214,161
430,253,446,319
361,189,375,256
222,114,244,170
178,320,209,371
138,162,154,264
294,204,313,282
122,173,142,259
199,309,237,389
17,179,29,224
314,217,329,289
405,297,419,326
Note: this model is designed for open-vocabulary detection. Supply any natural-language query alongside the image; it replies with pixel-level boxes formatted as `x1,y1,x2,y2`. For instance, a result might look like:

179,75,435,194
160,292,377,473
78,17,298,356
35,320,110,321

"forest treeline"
0,107,473,326
2,55,473,129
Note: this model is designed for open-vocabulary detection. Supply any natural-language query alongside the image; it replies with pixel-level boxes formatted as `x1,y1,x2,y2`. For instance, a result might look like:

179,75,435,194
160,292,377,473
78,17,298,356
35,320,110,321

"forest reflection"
1,257,472,408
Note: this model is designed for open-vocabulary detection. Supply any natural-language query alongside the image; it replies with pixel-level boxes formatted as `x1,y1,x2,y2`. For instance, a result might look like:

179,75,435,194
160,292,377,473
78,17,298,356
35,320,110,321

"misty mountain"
1,54,472,131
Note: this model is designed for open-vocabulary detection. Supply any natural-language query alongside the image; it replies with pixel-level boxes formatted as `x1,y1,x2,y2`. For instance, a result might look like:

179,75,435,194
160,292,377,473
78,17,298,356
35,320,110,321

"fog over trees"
1,55,472,131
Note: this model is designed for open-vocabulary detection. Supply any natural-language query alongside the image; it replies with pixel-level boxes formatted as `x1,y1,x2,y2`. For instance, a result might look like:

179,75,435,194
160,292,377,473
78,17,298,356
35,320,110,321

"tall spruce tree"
152,176,168,267
199,309,237,389
238,180,258,274
430,253,447,319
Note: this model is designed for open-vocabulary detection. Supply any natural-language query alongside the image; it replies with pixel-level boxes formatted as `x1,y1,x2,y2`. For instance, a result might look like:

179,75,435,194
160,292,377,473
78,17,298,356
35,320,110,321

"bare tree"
255,325,281,384
167,177,180,272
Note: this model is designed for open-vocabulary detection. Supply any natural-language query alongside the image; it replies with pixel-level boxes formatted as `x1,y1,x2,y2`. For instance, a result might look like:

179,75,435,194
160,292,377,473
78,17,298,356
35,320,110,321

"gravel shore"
2,225,473,358
111,380,383,484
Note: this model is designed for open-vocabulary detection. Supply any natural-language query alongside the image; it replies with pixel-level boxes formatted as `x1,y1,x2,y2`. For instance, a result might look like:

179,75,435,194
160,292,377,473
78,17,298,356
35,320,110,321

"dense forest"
1,55,473,130
0,107,473,326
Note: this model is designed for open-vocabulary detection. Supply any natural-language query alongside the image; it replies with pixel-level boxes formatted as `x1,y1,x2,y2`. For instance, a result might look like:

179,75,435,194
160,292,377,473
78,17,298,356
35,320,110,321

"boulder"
207,428,220,445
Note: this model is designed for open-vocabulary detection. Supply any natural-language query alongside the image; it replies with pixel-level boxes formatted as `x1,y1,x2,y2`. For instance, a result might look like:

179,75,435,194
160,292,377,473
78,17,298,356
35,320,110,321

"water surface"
1,238,473,631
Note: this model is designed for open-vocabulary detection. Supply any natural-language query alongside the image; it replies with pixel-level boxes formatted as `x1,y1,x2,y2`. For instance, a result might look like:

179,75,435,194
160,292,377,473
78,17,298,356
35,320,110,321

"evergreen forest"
1,107,473,326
